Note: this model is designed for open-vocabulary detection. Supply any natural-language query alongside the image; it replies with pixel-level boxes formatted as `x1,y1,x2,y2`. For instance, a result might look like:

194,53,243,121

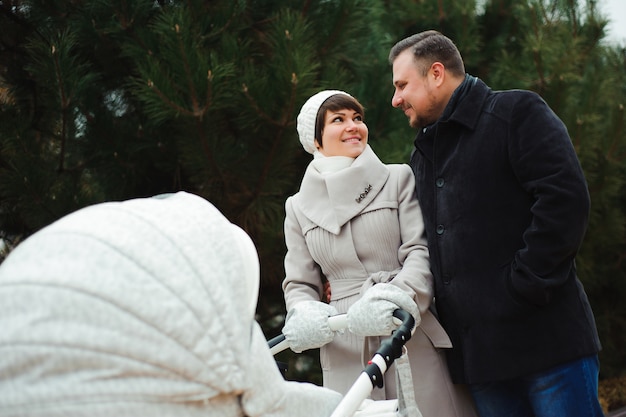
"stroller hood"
0,192,341,417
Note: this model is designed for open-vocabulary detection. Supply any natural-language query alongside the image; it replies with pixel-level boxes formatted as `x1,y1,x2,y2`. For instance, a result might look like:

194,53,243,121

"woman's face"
315,108,368,158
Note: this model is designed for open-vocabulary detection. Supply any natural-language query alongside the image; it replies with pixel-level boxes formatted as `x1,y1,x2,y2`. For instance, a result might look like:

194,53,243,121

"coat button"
436,178,445,187
436,224,445,235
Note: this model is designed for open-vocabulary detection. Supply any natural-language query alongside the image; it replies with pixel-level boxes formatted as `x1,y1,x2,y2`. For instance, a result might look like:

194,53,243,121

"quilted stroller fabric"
0,192,341,417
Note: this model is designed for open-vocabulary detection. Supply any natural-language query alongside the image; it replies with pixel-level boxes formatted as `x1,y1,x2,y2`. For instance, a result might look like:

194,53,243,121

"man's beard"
409,113,433,130
410,117,424,129
408,96,439,130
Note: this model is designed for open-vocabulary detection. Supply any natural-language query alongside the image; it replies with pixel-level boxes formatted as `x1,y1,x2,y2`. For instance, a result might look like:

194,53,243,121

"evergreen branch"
617,251,626,270
530,9,546,94
437,0,446,23
6,160,60,222
566,0,578,36
196,70,219,183
146,80,194,116
201,70,213,118
0,3,51,48
195,108,221,181
51,44,69,173
241,84,286,127
536,0,550,25
252,80,298,201
572,118,582,151
173,23,205,120
608,104,625,162
286,74,298,126
200,2,238,41
0,2,32,28
302,0,312,16
112,0,135,30
319,6,349,56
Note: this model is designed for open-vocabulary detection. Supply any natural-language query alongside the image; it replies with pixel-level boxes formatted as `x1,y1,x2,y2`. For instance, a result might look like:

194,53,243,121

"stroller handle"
268,309,417,417
268,309,414,355
331,311,415,417
372,309,414,372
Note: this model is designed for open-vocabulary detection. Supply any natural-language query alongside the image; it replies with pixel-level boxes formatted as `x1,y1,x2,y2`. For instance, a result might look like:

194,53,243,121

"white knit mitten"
347,283,420,336
282,300,339,353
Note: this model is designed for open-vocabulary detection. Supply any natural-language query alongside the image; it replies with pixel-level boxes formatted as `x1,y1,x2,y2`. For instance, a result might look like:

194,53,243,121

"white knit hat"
296,89,351,154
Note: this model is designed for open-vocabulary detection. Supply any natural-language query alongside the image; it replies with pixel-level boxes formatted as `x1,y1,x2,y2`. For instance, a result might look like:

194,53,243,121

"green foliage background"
1,0,625,384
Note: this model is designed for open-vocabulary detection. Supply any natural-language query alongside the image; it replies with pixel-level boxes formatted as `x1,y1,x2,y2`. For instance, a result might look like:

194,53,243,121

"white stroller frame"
268,309,416,417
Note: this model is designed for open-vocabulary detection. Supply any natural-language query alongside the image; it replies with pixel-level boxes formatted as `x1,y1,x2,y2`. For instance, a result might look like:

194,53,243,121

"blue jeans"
469,355,605,417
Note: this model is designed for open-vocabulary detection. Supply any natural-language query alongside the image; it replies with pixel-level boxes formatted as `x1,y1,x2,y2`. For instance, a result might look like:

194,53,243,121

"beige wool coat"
283,145,476,417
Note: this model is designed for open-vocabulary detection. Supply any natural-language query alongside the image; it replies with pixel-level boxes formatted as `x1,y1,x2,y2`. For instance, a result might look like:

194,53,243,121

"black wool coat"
410,76,601,384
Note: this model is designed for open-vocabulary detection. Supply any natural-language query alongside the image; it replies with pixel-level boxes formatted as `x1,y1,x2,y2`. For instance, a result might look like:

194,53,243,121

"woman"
282,90,477,416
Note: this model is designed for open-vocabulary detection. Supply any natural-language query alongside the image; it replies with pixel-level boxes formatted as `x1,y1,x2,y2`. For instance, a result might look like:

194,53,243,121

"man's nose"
391,92,402,108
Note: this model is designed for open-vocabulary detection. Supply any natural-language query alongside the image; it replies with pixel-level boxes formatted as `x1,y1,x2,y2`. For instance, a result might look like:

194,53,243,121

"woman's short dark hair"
315,94,365,148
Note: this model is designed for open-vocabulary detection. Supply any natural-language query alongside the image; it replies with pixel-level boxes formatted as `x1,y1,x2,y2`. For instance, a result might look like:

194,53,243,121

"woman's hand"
282,301,339,353
346,283,420,336
322,280,331,303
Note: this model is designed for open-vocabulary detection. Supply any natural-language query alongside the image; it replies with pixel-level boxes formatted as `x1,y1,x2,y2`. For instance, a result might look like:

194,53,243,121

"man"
388,30,603,417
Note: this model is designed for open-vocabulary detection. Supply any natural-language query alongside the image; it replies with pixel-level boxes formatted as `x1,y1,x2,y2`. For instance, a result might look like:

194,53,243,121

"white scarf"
312,151,354,174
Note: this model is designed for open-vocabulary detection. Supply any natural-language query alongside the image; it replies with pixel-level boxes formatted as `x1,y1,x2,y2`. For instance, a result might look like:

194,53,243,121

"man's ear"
430,62,446,86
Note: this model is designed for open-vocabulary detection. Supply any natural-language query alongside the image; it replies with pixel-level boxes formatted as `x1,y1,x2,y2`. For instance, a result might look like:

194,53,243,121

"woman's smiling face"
315,108,368,158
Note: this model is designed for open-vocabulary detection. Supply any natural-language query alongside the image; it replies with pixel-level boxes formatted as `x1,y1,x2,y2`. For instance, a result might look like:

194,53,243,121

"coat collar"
419,75,489,140
446,76,489,130
295,145,390,234
413,76,490,162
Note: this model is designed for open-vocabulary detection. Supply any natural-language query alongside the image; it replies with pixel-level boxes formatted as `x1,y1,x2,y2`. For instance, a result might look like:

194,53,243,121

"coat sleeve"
387,165,434,315
282,196,324,310
508,92,590,306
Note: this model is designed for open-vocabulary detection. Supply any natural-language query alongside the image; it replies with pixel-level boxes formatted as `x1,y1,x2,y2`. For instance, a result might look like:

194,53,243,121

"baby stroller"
268,309,420,417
